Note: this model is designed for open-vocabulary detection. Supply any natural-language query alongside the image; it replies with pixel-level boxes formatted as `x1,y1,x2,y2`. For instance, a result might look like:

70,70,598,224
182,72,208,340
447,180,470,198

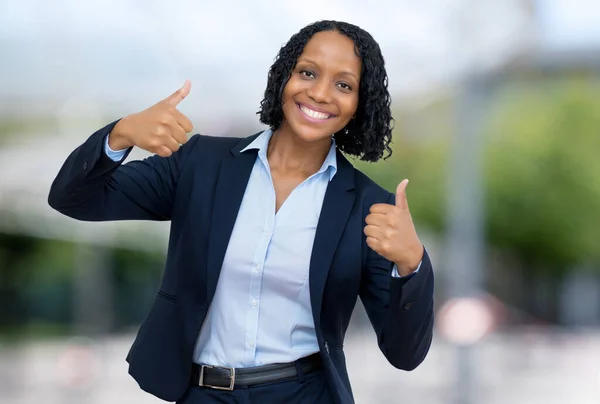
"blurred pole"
73,242,114,335
445,74,488,404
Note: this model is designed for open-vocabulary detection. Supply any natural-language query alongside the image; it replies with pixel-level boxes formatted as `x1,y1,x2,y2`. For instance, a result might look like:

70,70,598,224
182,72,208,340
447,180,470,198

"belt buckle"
199,365,236,391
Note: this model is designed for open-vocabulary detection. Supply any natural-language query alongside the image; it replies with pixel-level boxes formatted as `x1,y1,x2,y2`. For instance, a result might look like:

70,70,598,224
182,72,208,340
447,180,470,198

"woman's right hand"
108,80,194,157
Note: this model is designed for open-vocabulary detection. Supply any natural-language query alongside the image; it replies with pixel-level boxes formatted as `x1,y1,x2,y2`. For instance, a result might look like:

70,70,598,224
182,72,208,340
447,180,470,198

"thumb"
164,80,192,107
395,179,410,210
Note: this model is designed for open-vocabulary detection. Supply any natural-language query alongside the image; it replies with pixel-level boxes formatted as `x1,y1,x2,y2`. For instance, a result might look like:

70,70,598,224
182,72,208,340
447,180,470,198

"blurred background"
1,0,599,403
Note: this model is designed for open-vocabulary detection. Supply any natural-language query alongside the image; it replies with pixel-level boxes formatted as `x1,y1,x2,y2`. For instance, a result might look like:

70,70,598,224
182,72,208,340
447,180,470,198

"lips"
296,103,335,122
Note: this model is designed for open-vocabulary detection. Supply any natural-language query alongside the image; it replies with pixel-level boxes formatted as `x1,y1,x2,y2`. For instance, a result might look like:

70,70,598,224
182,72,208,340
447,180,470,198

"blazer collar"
230,131,262,155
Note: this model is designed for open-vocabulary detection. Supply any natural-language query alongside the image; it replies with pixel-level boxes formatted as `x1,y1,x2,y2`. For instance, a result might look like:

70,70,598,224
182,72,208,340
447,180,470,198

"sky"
0,0,598,122
536,0,600,50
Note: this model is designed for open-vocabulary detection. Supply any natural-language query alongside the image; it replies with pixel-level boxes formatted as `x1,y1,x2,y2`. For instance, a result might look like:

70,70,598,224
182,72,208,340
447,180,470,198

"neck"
267,126,331,176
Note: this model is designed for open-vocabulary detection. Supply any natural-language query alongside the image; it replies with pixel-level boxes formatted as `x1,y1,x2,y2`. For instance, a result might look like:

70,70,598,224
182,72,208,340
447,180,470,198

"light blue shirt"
194,129,338,366
103,130,418,368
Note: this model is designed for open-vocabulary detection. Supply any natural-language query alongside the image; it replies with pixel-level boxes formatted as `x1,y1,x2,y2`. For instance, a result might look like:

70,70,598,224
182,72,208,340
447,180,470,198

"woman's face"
279,30,361,145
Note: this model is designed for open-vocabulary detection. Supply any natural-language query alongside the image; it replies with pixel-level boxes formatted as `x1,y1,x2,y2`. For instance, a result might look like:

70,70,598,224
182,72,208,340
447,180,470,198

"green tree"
485,78,600,273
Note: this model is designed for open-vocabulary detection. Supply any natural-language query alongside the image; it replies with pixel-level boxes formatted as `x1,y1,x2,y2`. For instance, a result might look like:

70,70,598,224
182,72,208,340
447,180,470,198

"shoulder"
337,151,393,205
353,168,394,206
184,132,261,160
187,134,242,154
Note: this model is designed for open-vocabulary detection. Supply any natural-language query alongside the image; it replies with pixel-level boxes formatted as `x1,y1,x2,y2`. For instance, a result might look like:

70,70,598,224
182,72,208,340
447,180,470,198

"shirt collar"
241,129,338,181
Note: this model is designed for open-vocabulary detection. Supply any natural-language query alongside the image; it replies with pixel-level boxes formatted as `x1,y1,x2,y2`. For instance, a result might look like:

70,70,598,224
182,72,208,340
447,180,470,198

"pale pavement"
1,328,599,404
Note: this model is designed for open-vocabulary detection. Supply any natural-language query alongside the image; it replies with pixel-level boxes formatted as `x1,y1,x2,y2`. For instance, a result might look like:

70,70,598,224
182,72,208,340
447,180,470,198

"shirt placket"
244,160,275,364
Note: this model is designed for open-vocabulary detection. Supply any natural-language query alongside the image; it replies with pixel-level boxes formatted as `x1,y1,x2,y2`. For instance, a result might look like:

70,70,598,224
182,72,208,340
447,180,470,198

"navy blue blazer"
48,120,434,404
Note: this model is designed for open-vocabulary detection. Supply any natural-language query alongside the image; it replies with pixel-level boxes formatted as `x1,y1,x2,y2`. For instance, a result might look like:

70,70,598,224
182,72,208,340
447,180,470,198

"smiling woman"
48,20,434,404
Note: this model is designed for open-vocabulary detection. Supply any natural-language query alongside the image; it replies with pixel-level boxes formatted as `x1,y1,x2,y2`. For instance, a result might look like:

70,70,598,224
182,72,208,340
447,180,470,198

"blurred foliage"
359,76,600,275
0,116,60,144
485,77,600,272
0,233,42,330
0,232,164,337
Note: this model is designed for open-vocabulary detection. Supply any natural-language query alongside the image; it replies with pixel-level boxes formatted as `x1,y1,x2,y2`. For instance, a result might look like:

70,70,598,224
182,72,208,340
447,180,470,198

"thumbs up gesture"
108,80,194,157
364,179,424,276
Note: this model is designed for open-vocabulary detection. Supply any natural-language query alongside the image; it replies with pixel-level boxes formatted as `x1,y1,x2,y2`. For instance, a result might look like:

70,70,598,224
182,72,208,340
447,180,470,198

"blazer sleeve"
48,120,199,222
359,193,434,371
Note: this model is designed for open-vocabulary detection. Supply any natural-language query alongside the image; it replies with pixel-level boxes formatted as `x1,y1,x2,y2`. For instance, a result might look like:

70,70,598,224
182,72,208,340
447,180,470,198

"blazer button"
404,302,414,310
83,161,88,170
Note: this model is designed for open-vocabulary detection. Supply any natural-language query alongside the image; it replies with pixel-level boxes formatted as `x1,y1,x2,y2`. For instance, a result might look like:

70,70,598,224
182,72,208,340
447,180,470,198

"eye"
299,70,315,79
337,82,353,91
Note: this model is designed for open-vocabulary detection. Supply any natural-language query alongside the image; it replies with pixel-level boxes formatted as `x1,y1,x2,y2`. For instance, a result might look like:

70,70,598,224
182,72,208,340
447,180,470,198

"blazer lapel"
309,151,356,331
206,134,260,303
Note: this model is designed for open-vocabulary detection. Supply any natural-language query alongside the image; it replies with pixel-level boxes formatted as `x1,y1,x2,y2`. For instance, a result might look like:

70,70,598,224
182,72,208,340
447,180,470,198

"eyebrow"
297,58,360,82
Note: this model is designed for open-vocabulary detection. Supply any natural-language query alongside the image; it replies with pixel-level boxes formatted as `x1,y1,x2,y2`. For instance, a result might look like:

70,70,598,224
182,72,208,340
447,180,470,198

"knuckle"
153,126,164,137
160,114,172,125
149,138,163,149
160,126,172,136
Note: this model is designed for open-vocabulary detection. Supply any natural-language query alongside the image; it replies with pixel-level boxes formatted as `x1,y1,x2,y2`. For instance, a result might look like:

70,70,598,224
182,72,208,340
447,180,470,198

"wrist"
394,244,424,276
394,264,417,277
109,118,134,150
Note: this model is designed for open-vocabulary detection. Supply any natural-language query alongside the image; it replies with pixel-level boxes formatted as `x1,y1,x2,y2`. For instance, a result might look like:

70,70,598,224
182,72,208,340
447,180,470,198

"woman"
49,20,434,404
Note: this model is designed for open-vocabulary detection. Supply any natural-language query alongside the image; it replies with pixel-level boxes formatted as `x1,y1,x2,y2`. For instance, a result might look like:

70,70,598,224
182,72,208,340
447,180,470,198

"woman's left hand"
364,179,424,277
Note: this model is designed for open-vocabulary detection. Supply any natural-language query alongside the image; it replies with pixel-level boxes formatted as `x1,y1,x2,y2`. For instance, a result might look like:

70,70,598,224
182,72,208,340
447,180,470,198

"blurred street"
1,328,599,404
1,1,600,403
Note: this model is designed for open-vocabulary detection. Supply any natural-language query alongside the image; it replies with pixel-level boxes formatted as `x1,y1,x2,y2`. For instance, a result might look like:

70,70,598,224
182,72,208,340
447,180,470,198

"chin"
291,125,336,144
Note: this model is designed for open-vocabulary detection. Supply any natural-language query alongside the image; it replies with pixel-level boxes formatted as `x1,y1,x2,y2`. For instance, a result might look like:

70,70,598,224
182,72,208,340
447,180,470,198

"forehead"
298,31,362,75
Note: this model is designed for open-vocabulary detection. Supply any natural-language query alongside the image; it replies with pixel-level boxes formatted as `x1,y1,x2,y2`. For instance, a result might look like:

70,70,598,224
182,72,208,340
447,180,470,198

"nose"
306,78,331,104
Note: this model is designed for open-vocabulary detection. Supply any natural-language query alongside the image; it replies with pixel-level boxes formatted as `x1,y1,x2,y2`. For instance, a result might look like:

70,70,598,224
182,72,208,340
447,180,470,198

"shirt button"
251,299,258,308
248,340,254,347
253,266,260,273
82,161,88,170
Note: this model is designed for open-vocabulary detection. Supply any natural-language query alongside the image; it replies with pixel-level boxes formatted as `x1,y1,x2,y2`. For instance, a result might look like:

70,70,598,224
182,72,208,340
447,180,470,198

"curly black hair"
257,20,393,162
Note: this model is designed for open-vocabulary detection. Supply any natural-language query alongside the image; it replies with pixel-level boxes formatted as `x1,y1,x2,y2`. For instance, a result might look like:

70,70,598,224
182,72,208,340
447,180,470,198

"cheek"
342,96,359,120
281,85,291,106
282,76,302,100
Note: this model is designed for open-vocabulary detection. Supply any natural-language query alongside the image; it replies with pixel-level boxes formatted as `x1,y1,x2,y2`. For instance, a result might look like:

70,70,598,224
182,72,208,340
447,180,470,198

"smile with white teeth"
299,104,332,120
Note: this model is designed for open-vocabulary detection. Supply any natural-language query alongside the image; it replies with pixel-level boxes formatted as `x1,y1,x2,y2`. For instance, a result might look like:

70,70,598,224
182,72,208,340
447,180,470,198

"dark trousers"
176,368,333,404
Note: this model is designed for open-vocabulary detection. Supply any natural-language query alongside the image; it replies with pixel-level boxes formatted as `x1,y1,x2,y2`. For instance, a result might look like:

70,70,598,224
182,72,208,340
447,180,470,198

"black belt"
191,353,323,391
